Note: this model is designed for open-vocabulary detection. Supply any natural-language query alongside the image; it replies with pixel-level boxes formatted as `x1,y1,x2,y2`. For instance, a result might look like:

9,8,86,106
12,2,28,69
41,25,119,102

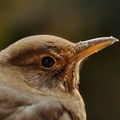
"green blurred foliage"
0,0,120,120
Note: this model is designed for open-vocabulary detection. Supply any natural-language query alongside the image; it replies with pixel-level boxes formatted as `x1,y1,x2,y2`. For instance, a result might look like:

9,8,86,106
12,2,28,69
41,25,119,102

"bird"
0,35,118,120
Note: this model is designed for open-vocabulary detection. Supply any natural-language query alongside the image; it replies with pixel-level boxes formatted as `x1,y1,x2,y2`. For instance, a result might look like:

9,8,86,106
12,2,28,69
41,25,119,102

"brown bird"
0,35,118,120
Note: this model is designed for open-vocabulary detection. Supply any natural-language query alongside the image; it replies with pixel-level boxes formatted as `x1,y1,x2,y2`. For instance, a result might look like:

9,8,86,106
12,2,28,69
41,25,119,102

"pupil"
41,56,55,68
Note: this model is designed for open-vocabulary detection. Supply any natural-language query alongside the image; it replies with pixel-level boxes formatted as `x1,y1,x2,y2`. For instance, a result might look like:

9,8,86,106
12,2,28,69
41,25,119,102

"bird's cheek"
62,63,80,92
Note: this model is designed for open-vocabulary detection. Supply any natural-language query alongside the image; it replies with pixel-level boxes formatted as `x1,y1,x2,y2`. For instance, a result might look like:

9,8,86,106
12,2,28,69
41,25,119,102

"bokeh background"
0,0,120,120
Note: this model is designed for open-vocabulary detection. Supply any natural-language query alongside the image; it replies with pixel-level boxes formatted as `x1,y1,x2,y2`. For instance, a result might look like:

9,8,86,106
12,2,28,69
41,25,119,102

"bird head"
0,35,118,94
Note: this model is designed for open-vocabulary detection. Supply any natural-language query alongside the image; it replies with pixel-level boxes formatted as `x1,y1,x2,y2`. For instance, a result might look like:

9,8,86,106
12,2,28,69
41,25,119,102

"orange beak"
75,36,119,60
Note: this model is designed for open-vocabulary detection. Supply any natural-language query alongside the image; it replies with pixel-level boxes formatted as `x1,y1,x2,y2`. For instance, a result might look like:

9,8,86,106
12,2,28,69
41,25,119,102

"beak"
74,36,119,60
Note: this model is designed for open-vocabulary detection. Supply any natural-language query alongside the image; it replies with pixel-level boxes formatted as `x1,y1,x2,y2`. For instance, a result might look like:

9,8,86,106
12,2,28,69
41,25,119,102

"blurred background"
0,0,120,119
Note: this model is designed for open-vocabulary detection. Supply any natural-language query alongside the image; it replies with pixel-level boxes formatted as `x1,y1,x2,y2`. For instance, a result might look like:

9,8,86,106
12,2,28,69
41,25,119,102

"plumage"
0,35,118,120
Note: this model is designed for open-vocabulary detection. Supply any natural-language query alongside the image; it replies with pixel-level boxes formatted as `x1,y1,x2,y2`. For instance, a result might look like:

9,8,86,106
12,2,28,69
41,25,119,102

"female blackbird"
0,35,118,120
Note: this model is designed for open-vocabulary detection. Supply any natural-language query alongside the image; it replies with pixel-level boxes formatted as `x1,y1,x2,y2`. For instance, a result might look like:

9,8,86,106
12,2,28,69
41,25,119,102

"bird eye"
41,56,56,68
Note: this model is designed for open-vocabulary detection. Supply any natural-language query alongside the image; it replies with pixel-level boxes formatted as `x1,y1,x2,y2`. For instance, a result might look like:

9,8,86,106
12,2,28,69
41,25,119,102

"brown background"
0,0,120,120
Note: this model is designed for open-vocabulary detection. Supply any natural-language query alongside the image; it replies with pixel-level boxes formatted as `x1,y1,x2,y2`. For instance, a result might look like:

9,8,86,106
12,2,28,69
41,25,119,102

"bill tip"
110,36,119,42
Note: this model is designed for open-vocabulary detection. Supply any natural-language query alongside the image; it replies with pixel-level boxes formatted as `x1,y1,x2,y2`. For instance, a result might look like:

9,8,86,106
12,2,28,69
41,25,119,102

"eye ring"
40,56,56,69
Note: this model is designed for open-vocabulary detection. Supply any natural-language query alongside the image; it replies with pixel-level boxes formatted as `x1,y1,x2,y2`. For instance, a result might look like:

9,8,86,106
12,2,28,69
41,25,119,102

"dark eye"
41,56,56,68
